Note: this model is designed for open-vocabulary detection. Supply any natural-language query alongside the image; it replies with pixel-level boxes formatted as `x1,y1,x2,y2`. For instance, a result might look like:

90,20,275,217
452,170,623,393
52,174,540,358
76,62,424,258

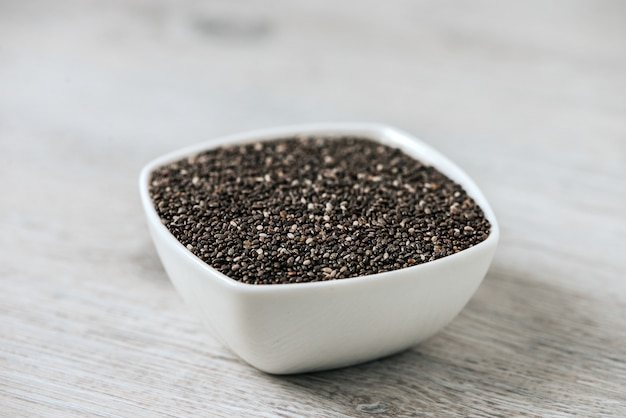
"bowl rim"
139,122,500,292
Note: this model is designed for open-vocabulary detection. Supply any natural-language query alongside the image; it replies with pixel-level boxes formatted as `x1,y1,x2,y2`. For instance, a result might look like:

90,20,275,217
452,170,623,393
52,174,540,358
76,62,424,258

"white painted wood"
1,0,625,416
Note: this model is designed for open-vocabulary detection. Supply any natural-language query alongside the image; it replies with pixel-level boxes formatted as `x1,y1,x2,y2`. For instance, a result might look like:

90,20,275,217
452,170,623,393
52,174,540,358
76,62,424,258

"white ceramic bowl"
139,123,499,374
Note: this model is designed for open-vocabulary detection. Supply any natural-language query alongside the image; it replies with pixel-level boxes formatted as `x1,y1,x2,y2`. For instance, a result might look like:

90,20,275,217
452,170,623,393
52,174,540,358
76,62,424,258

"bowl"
139,123,499,374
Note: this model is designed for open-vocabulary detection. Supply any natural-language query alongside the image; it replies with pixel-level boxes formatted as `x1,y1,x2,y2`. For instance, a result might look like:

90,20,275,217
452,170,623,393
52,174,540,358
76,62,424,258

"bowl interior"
139,123,499,291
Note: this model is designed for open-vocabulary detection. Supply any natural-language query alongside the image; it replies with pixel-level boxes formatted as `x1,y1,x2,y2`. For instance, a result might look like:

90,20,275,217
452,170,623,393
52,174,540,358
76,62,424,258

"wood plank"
1,0,625,416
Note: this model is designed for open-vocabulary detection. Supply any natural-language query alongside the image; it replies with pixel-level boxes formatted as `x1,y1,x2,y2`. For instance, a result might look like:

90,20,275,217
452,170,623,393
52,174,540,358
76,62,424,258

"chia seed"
149,136,491,285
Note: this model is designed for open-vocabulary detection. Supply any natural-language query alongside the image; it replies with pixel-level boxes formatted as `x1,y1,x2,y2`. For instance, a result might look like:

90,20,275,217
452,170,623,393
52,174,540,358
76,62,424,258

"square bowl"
139,123,499,374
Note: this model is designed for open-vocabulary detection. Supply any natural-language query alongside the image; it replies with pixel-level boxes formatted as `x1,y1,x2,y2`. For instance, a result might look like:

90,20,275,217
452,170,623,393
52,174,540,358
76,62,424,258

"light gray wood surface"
1,0,625,416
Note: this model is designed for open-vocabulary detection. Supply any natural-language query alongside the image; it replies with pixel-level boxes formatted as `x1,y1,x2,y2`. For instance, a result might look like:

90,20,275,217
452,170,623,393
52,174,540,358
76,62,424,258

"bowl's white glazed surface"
139,123,499,374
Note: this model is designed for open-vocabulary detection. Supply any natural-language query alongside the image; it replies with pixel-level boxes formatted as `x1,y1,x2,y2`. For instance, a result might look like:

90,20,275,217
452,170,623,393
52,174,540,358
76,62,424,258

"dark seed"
149,136,491,284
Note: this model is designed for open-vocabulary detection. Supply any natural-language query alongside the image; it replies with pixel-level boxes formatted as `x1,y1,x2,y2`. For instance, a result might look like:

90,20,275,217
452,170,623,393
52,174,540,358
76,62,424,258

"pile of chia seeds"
149,136,490,285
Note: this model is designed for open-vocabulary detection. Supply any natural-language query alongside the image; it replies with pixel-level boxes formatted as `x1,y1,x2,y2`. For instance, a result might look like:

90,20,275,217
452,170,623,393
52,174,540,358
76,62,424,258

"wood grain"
1,0,625,416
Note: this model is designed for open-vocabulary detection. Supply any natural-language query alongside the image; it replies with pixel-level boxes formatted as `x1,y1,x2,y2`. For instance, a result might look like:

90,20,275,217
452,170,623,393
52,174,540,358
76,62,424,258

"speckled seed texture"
149,136,490,284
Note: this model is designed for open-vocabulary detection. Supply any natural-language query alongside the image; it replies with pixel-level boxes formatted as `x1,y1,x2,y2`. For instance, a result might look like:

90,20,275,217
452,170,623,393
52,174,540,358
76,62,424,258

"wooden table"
2,0,625,416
